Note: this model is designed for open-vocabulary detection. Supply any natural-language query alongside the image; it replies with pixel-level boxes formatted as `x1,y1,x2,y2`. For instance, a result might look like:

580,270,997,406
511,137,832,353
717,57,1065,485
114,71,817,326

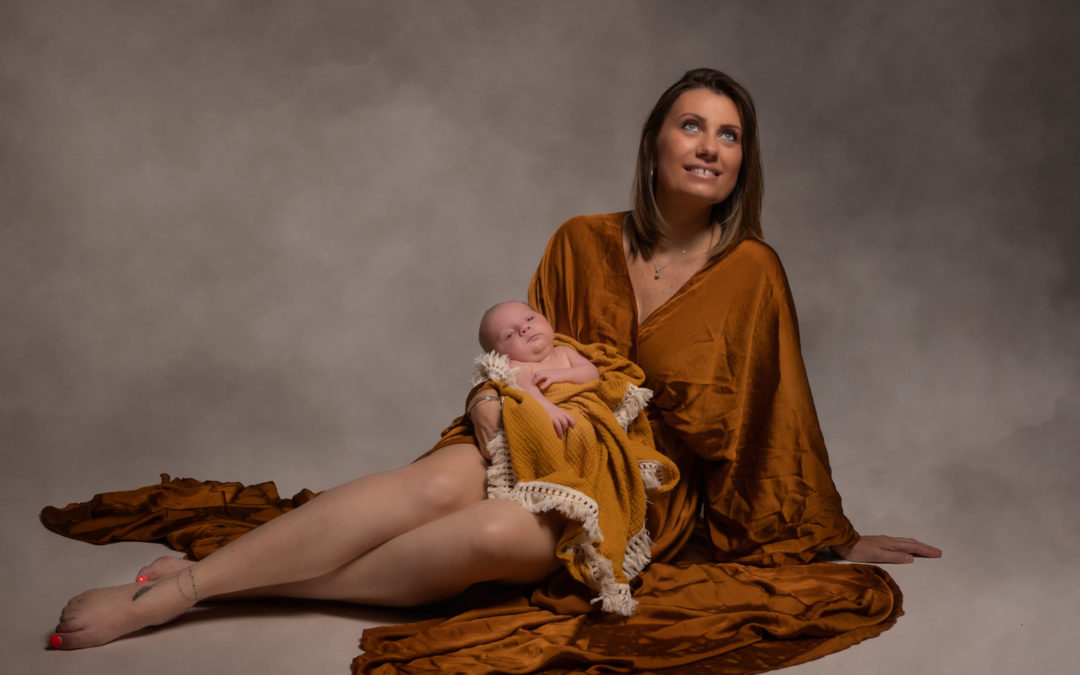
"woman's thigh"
345,442,489,522
268,498,564,606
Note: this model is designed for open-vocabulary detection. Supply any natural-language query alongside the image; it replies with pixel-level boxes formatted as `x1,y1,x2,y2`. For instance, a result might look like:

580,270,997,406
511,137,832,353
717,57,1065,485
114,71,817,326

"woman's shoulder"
716,238,790,289
550,212,625,242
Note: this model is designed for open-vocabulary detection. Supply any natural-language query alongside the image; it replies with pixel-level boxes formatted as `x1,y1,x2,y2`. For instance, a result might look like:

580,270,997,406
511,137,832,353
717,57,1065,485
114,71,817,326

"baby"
474,300,679,615
478,300,599,437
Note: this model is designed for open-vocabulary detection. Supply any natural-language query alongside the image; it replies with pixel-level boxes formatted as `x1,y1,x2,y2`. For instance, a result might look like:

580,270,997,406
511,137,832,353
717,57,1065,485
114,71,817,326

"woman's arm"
466,388,501,460
833,535,942,563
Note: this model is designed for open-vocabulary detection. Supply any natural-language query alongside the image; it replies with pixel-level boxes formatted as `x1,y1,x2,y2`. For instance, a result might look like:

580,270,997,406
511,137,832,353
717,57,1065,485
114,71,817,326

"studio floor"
3,476,1074,674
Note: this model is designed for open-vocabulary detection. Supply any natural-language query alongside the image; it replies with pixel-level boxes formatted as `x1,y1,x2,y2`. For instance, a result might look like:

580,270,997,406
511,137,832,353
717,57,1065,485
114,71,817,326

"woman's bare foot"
53,570,198,649
136,556,193,582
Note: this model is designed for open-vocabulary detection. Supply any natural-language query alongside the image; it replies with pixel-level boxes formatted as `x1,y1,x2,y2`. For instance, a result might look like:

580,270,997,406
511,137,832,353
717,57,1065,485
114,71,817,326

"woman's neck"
655,192,713,253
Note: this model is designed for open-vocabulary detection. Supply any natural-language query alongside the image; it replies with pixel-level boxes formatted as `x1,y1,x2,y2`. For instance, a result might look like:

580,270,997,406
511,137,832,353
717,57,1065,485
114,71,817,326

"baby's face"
483,302,555,362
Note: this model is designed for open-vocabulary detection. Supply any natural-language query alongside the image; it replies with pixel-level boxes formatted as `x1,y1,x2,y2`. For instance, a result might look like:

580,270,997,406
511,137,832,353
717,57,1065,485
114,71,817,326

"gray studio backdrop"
2,0,1078,671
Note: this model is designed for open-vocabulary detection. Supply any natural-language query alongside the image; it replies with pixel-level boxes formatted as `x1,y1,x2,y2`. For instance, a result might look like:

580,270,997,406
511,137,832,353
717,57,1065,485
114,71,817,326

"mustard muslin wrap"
475,335,679,615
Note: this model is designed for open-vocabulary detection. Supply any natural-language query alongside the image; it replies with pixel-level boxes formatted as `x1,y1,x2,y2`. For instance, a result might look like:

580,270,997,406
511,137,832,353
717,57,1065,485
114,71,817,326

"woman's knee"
410,445,487,516
468,503,561,570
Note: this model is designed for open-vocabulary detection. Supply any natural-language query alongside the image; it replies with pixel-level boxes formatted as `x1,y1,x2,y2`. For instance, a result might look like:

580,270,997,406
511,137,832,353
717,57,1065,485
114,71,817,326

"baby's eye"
526,315,534,321
504,331,514,339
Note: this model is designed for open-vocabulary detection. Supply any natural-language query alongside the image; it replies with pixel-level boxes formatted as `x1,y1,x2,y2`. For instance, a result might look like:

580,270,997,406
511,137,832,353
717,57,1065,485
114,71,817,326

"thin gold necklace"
651,226,716,280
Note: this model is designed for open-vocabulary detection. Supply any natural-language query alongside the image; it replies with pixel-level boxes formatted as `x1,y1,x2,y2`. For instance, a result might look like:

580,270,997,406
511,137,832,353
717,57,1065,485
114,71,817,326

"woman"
49,68,939,663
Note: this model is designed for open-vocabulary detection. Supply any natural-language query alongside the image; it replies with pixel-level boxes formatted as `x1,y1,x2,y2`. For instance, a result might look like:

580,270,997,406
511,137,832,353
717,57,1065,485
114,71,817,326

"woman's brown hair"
628,68,764,261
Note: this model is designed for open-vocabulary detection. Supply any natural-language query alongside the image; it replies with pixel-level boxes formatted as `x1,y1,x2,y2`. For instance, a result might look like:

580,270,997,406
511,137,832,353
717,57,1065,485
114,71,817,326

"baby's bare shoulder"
508,359,537,376
552,345,582,367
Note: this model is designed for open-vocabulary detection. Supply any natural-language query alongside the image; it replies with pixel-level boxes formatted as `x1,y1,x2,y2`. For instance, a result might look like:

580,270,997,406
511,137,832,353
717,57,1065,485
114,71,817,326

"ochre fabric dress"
526,213,860,565
41,212,903,674
350,213,901,672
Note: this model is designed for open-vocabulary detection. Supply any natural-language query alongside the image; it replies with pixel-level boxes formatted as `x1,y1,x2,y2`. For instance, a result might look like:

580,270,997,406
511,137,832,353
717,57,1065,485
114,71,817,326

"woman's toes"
53,629,95,650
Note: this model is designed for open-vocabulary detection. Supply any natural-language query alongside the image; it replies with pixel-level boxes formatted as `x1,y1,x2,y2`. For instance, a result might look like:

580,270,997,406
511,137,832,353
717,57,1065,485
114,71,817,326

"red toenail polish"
136,575,148,583
49,634,62,648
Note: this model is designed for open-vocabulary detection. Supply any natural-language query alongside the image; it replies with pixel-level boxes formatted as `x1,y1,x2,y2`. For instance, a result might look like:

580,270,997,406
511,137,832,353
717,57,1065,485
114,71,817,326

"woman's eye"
720,129,738,142
682,120,701,132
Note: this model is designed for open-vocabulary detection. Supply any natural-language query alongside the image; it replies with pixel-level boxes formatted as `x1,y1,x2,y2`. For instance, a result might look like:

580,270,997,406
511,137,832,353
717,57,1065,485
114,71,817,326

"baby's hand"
544,402,575,438
532,369,562,390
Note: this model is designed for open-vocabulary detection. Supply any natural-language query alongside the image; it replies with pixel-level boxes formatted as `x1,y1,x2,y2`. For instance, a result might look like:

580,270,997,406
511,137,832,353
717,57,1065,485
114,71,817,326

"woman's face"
652,88,743,210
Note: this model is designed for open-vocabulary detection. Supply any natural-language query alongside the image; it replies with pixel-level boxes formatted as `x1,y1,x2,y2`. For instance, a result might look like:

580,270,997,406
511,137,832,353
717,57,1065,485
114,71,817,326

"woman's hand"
468,392,502,461
833,535,942,564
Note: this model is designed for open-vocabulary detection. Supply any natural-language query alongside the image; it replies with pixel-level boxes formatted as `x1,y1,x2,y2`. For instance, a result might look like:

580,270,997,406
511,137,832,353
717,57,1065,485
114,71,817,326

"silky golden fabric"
354,213,900,672
41,212,903,673
528,214,860,564
479,336,678,614
40,474,316,561
355,560,901,674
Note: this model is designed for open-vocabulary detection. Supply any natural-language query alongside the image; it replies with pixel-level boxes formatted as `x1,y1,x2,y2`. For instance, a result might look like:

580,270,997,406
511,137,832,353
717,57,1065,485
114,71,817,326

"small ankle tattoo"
132,583,157,602
175,567,199,603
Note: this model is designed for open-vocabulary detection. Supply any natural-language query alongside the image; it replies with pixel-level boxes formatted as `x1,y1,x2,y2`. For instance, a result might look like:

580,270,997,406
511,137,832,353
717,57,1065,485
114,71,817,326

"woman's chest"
624,257,701,324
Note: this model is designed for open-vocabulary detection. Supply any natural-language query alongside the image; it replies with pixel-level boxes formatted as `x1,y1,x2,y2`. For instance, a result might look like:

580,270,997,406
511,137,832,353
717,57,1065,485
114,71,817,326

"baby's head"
479,301,555,362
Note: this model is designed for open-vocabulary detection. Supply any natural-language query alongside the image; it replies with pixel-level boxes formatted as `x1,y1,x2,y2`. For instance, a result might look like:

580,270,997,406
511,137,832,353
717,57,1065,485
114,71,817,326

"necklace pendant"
654,268,662,280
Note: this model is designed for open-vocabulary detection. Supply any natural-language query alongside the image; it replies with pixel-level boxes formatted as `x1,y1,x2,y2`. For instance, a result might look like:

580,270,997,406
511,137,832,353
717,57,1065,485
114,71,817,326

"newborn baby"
478,300,599,438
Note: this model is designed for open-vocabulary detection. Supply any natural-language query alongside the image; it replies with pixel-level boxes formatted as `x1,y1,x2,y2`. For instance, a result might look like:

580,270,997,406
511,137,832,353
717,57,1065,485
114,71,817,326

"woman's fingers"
875,548,916,564
835,534,942,563
875,536,942,558
893,538,942,557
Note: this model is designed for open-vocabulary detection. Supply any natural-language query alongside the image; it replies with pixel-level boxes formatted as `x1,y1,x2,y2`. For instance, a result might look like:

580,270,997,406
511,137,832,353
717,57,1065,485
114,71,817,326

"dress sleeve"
692,254,859,564
528,224,569,333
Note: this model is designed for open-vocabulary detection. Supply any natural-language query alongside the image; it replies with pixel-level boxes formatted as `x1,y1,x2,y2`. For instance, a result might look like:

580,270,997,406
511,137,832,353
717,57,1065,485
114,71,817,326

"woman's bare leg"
54,443,488,649
227,498,564,605
136,495,564,605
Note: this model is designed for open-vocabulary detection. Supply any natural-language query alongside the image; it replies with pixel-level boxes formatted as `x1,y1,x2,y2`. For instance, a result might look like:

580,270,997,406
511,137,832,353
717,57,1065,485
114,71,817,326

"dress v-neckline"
615,215,712,330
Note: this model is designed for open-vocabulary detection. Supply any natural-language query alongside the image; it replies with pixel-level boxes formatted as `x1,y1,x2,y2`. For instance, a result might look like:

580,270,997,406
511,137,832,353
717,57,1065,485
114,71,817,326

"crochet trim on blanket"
473,349,661,616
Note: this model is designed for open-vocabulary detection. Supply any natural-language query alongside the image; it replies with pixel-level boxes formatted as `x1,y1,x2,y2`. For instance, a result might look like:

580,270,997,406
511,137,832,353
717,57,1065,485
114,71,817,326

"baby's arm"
532,346,601,390
513,362,576,438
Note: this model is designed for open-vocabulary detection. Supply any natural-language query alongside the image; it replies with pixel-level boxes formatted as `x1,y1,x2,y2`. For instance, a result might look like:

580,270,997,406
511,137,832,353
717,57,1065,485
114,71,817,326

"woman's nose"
696,139,718,159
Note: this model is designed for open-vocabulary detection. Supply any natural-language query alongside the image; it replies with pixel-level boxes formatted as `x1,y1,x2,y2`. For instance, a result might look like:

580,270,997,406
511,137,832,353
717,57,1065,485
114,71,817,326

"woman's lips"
687,166,718,177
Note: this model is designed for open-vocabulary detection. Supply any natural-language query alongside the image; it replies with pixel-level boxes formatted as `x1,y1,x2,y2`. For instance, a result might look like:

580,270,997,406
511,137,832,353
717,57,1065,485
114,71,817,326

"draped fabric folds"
381,213,901,671
355,561,901,674
40,212,904,673
40,474,316,561
526,213,860,565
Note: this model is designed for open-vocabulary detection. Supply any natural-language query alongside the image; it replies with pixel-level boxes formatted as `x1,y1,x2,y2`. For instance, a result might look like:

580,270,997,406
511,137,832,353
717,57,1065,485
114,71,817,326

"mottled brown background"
3,1,1077,672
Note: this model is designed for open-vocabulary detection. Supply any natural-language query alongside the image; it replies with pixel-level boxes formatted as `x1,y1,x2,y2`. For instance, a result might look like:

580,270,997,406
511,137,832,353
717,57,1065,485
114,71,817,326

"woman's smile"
686,165,720,178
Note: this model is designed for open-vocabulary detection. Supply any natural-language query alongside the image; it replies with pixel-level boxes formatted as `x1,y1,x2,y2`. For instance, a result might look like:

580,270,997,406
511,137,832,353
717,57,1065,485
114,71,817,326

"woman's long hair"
628,68,764,261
